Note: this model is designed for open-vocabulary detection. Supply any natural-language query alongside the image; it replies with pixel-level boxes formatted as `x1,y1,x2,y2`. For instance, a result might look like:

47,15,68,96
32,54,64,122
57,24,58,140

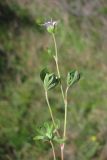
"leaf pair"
67,70,80,88
40,68,59,90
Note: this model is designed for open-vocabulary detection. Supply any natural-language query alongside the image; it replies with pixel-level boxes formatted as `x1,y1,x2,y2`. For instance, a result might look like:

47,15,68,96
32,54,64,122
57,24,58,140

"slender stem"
45,90,60,137
52,33,59,76
52,33,65,102
63,87,69,138
52,33,67,160
61,87,69,160
45,90,56,129
61,144,64,160
50,140,56,160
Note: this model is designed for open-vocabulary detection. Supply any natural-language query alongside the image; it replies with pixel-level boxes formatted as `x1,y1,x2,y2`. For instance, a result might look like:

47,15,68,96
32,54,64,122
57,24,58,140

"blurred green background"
0,0,107,160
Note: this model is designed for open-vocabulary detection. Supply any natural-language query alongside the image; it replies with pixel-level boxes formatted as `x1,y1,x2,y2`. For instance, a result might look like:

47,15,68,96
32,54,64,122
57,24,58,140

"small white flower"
43,19,58,27
42,19,59,33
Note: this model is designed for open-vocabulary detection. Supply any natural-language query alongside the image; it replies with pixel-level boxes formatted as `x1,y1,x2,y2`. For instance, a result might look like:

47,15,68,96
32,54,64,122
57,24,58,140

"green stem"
52,33,68,160
45,90,56,129
50,140,56,160
61,87,68,160
45,90,60,137
63,87,69,138
52,33,65,102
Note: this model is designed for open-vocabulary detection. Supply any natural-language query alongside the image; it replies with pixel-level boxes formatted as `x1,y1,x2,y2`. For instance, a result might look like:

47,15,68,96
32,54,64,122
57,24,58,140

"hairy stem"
50,140,56,160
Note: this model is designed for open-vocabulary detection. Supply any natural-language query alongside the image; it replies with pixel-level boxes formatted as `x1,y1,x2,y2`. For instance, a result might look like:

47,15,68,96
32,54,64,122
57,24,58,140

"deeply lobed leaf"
67,70,81,87
40,68,59,90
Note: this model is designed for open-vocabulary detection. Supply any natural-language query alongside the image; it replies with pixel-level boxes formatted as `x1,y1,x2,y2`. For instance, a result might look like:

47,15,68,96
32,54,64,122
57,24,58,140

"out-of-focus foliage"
0,0,107,160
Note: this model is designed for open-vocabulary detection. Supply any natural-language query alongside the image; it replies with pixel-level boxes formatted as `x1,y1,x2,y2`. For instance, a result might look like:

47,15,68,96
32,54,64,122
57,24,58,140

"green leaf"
33,135,44,141
40,68,49,82
44,73,59,90
33,122,58,142
40,69,59,90
67,70,80,87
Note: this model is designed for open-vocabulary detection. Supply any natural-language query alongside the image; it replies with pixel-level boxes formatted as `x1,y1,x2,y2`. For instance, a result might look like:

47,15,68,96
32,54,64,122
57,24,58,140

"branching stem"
52,33,69,160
